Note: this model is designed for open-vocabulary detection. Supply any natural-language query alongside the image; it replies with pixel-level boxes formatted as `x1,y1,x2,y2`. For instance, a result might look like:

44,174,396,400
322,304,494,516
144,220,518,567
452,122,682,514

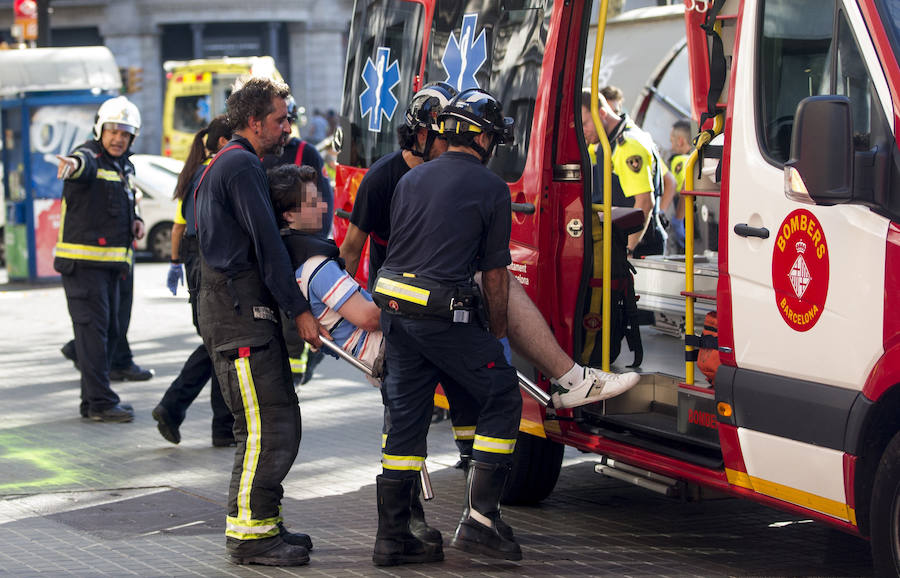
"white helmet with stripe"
93,96,142,140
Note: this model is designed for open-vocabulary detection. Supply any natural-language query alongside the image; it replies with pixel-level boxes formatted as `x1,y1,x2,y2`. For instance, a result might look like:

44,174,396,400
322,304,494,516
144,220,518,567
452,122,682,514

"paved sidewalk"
0,263,876,576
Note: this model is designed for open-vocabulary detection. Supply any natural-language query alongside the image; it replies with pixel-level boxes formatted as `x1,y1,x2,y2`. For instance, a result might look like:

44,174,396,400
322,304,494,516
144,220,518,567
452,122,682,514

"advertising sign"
13,0,38,41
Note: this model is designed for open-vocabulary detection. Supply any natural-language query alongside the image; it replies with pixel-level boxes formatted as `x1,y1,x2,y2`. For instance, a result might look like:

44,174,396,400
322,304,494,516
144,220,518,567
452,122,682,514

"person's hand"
133,219,146,240
499,337,512,365
295,310,331,348
56,155,79,180
166,263,183,295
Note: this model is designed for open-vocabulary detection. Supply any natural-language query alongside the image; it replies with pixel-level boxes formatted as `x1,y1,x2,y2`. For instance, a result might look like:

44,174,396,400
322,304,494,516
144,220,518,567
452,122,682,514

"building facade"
1,0,353,155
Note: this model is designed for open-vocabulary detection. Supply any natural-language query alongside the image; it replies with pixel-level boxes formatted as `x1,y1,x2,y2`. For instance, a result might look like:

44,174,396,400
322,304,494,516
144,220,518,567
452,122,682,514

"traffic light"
120,66,144,94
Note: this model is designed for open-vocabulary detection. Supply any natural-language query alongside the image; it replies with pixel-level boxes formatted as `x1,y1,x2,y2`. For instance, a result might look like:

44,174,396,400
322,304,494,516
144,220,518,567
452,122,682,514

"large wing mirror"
784,96,853,205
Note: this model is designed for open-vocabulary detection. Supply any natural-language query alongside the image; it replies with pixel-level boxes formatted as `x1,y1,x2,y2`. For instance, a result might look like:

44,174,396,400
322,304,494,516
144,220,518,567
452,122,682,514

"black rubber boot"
409,476,442,546
373,475,444,566
228,540,309,566
450,461,522,561
278,521,313,550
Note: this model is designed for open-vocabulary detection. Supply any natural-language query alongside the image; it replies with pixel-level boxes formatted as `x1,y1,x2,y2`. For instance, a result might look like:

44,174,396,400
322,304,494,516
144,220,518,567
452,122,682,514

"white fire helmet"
93,96,142,140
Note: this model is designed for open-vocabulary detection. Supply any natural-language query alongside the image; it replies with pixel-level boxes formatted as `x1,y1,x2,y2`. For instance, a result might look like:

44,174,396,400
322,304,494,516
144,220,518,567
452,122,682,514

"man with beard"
194,77,328,567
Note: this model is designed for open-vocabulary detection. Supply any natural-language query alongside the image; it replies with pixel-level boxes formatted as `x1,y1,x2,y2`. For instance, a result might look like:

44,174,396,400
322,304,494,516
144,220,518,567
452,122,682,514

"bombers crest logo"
771,209,829,332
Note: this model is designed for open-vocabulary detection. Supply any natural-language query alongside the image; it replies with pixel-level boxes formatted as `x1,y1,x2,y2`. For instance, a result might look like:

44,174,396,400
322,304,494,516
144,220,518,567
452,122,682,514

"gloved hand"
166,263,184,295
499,337,512,365
670,217,686,245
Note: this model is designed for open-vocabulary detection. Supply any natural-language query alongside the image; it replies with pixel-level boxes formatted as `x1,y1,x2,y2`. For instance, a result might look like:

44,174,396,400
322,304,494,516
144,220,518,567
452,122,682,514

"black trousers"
62,264,123,413
380,314,521,480
157,237,233,438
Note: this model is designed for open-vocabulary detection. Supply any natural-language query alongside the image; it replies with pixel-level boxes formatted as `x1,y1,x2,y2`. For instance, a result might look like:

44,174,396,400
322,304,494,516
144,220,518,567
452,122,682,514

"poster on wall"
34,198,61,278
29,105,95,199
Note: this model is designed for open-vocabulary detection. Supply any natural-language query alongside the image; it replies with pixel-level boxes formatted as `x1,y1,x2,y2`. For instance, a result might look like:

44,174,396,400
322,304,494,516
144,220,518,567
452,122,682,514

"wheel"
147,222,173,262
870,430,900,576
501,432,564,505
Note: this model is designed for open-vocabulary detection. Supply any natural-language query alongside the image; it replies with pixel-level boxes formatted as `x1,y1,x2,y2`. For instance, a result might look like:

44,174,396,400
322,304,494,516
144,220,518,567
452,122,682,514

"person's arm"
170,223,186,261
630,192,653,252
336,292,381,333
481,267,509,339
340,223,368,277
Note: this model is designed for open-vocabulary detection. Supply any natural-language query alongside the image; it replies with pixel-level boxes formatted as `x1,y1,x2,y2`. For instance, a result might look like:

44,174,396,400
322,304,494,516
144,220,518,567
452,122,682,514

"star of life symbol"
442,13,488,92
789,240,811,299
359,46,401,132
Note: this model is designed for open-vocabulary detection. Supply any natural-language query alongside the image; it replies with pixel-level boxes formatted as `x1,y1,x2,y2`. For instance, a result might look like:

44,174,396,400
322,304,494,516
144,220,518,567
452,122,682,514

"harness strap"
293,140,307,166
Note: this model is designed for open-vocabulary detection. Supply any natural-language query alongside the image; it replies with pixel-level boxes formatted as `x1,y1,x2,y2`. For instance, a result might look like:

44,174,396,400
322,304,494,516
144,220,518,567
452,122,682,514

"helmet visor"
103,122,137,136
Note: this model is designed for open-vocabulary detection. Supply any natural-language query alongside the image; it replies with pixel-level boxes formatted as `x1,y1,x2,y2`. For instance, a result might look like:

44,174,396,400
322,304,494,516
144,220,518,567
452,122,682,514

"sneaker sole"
228,553,310,566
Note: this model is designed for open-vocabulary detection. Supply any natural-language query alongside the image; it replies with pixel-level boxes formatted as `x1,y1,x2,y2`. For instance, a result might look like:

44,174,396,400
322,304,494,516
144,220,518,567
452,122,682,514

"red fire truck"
331,0,900,573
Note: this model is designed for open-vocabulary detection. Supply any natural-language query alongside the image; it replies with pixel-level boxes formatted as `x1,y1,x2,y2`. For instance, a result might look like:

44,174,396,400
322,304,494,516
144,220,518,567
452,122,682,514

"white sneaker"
551,367,640,409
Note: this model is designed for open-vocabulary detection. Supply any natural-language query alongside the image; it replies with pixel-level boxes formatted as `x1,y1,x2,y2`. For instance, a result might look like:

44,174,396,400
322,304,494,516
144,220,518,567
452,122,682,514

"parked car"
131,154,183,261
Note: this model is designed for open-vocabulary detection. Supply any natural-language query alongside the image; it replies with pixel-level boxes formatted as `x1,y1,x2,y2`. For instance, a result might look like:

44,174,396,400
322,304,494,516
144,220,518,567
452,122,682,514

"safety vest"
54,140,136,272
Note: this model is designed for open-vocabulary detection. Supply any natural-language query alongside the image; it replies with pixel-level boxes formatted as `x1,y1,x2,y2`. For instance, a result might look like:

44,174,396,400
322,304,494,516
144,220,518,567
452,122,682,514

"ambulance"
161,56,281,160
332,0,900,573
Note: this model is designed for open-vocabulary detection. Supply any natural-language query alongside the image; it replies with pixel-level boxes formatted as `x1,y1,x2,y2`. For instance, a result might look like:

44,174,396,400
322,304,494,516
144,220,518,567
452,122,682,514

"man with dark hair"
600,85,625,115
194,77,328,567
666,119,693,254
582,90,676,256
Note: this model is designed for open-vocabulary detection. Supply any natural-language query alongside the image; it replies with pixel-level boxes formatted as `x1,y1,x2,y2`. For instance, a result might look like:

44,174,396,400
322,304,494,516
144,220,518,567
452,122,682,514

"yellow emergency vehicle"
161,56,282,160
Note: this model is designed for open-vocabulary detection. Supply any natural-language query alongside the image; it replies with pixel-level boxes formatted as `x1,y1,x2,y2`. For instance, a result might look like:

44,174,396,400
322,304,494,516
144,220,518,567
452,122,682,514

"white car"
131,154,184,261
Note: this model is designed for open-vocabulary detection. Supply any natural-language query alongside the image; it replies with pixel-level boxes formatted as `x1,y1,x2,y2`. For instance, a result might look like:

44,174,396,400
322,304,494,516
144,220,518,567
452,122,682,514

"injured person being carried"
267,163,639,405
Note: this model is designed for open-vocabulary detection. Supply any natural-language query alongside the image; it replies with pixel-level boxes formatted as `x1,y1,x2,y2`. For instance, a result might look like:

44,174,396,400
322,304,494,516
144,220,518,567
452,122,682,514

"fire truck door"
723,0,892,516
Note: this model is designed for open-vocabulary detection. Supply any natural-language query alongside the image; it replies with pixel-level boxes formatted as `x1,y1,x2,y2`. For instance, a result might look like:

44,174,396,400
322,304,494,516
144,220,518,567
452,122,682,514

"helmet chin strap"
471,134,496,164
409,131,438,159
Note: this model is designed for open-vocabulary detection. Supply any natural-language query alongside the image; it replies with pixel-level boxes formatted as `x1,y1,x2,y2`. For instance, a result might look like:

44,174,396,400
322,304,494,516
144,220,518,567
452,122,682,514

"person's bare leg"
504,271,572,379
475,272,639,408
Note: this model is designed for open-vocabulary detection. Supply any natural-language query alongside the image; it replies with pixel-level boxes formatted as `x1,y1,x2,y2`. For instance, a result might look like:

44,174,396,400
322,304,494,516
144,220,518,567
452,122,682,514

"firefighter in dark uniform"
54,96,144,423
263,96,334,385
371,89,522,565
194,77,327,567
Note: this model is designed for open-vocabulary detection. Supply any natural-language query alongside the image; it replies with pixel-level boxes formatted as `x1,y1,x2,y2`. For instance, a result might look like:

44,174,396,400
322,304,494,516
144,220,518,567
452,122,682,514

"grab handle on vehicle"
335,208,352,220
734,223,769,239
511,202,536,214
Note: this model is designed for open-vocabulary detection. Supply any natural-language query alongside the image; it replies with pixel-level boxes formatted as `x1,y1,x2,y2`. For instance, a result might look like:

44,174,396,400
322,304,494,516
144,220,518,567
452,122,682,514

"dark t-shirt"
348,150,411,285
195,136,309,318
383,151,511,285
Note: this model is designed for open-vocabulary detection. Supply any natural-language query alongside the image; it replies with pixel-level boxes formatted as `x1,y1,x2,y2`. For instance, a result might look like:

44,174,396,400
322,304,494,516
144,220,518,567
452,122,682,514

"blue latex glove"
499,337,512,365
166,263,184,295
671,217,686,245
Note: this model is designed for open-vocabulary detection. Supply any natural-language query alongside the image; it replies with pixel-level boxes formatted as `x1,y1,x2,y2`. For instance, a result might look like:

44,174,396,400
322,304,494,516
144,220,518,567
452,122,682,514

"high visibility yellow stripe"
57,199,68,243
289,357,306,374
382,453,424,471
54,242,131,263
725,467,856,525
373,277,430,306
381,433,387,449
225,514,282,540
452,426,476,441
96,169,121,182
473,434,516,455
234,356,263,527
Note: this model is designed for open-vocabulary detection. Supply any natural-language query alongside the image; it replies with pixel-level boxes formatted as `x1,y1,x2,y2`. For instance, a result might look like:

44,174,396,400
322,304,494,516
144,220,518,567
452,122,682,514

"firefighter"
370,89,522,565
153,115,235,447
341,84,640,411
262,96,333,386
54,96,143,423
582,90,677,257
193,77,328,567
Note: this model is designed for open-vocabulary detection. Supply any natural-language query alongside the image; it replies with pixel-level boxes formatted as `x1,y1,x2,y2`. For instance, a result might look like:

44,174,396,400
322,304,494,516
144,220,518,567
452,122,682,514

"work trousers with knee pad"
198,261,301,556
379,314,521,480
61,264,122,413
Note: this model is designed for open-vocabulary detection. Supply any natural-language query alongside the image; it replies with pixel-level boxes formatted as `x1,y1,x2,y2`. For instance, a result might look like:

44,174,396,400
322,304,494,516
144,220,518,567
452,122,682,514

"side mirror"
784,96,853,205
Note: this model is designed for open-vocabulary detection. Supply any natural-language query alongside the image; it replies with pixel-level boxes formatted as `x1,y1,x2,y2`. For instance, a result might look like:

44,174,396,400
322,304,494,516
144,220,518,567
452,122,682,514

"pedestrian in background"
54,96,144,423
152,115,235,447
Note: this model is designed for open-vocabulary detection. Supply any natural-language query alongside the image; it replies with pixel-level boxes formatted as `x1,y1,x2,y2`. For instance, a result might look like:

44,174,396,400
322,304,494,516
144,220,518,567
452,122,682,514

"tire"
501,432,564,505
147,222,173,262
870,430,900,577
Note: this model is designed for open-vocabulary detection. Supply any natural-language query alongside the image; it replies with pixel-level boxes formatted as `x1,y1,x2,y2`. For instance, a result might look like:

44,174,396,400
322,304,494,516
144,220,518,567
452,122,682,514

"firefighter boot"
373,475,444,566
409,476,442,546
278,522,313,550
450,461,522,561
551,365,640,409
